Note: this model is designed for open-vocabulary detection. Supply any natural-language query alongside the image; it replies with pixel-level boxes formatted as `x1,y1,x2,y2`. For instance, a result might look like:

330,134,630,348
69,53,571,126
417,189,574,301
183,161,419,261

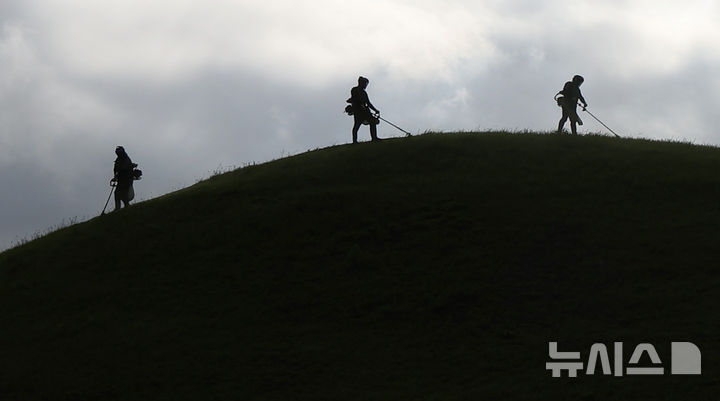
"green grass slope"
1,132,720,400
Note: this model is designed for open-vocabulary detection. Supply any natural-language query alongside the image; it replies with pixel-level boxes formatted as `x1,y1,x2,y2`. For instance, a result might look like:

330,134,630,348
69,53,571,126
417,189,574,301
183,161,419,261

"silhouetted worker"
349,76,380,143
111,146,136,211
557,75,588,135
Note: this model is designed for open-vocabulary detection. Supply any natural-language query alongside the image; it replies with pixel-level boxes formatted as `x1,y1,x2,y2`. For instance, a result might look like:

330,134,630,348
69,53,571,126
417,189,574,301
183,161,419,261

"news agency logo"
546,342,701,378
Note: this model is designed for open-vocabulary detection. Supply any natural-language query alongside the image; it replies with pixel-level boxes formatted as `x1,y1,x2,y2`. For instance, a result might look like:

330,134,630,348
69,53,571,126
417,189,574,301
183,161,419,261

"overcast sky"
1,0,719,250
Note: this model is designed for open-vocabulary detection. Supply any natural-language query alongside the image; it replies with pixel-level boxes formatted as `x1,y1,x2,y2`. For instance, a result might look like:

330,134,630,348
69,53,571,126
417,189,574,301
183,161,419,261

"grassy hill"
1,132,719,400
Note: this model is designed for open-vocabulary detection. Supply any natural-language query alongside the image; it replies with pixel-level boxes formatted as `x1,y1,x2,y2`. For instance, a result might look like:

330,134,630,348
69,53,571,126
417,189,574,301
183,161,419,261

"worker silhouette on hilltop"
111,146,137,211
348,76,381,143
556,75,588,135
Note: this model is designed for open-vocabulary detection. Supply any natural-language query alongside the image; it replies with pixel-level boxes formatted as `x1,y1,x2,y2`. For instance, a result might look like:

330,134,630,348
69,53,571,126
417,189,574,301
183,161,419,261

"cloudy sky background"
1,0,719,250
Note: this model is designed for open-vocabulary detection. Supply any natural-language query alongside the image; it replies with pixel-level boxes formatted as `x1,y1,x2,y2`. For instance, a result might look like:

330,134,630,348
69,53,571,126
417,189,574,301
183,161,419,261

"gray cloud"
1,1,719,250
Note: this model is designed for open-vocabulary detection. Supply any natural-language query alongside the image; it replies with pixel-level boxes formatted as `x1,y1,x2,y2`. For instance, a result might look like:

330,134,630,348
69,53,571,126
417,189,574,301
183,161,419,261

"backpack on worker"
132,163,143,180
344,99,378,125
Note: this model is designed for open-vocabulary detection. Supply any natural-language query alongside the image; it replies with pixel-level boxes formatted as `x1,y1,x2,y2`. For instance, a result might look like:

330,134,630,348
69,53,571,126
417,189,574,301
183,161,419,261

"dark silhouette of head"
115,146,128,158
572,75,584,86
358,76,369,89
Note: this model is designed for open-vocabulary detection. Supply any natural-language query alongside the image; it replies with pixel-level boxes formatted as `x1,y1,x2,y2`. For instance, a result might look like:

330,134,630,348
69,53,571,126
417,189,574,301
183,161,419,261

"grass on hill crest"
1,131,719,400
